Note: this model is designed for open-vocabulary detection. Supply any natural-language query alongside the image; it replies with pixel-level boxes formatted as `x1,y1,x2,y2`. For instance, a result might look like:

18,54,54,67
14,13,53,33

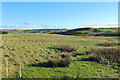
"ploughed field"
1,33,119,78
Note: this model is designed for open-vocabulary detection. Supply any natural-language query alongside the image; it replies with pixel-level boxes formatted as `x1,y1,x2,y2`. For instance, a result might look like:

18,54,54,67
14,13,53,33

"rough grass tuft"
90,48,120,64
56,45,77,52
98,43,120,46
48,52,72,67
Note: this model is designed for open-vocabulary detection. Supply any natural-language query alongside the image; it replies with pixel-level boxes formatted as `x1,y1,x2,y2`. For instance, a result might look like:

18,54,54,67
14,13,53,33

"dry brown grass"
57,45,77,52
98,43,120,46
48,52,72,67
90,48,120,64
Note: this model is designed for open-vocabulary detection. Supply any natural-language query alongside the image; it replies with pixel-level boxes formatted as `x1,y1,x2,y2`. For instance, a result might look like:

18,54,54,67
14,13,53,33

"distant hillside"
23,29,66,33
0,29,66,34
0,29,24,34
51,28,119,36
1,28,119,36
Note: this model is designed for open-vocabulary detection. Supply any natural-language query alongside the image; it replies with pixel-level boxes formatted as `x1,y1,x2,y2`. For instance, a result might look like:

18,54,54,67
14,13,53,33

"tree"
1,31,8,34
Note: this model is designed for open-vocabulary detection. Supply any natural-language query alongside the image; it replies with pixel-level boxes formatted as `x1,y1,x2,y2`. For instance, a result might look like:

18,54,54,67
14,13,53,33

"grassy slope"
0,29,66,34
1,33,119,78
1,28,119,36
51,28,119,36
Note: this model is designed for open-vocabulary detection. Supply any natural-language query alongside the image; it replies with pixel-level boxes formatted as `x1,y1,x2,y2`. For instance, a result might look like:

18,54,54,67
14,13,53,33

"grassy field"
1,33,119,78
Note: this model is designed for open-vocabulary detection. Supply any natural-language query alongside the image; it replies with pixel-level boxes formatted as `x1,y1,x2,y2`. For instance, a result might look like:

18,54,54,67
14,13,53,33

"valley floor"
0,33,119,78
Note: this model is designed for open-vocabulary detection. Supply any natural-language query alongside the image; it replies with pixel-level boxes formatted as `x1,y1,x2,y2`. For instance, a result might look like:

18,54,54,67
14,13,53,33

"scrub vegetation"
0,31,119,78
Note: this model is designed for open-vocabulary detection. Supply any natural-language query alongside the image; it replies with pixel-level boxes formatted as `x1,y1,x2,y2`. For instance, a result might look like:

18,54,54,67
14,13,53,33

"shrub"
98,43,120,46
1,31,8,34
57,45,77,52
48,52,72,67
90,48,120,64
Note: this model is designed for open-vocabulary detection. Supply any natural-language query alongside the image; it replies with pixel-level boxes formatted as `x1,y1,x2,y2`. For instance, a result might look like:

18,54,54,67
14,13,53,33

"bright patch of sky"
1,2,118,29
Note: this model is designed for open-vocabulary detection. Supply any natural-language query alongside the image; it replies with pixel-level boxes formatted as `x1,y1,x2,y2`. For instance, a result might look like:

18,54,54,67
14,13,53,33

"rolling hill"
51,28,119,36
1,28,119,36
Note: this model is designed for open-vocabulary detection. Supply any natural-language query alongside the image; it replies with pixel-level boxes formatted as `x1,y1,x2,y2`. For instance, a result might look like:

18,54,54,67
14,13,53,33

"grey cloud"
0,25,29,28
23,22,36,25
81,23,118,28
41,24,52,27
41,24,67,28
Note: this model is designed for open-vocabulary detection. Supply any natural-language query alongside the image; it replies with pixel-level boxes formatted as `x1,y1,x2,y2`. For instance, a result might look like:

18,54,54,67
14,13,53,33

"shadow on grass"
28,62,69,68
77,57,98,62
28,62,50,67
